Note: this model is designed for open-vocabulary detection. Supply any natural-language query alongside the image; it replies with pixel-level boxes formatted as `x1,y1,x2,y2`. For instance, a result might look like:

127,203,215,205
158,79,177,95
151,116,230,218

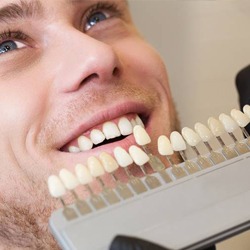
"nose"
52,29,122,93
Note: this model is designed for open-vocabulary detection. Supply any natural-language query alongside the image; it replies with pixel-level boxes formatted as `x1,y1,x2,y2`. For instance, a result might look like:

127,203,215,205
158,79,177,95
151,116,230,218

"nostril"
113,67,119,77
81,73,98,85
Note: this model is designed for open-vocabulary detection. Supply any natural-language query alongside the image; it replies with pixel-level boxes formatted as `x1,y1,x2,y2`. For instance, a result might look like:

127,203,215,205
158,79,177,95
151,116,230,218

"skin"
0,0,179,249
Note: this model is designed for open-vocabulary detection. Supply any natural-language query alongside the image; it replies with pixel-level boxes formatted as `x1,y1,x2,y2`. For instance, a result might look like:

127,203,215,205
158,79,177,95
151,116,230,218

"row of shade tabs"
48,105,250,219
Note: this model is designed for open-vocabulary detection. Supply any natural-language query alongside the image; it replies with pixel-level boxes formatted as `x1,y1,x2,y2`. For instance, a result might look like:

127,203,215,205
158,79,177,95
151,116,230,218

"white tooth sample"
99,152,119,173
90,129,105,145
133,125,151,146
157,135,174,156
207,117,225,137
219,113,238,133
135,115,145,128
87,156,105,177
59,169,79,190
114,146,133,167
75,164,93,185
78,136,93,151
170,131,187,151
48,175,66,198
129,145,150,166
231,109,250,128
102,121,121,139
243,105,250,118
194,123,213,142
181,127,201,147
118,117,133,136
68,146,81,153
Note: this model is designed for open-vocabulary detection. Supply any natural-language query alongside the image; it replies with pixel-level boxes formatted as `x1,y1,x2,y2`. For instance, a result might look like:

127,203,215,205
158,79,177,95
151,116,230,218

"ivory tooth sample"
231,108,250,146
59,168,92,215
75,163,106,210
243,105,250,118
114,146,147,194
194,122,225,164
219,113,249,154
129,145,161,189
88,156,120,205
133,125,165,172
48,175,77,220
170,131,200,174
208,117,238,159
182,127,212,169
158,135,187,179
99,152,133,199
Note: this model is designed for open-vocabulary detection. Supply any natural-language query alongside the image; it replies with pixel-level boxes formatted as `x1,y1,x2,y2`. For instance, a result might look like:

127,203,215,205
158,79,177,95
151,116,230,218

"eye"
86,11,109,31
0,40,26,54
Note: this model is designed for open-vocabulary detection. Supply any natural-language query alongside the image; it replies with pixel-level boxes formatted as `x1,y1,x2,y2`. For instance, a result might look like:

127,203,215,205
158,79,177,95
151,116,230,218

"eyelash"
0,30,29,44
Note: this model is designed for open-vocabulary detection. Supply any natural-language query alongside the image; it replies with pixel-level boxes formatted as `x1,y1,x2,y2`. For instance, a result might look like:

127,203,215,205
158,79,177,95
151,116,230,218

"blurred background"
129,0,250,249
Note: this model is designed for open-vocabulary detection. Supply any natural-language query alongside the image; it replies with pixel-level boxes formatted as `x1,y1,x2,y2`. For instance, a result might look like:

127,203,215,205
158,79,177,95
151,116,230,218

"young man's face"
0,0,178,248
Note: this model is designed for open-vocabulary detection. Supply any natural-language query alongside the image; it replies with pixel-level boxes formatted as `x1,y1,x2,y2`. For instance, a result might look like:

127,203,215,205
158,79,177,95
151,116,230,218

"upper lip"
57,101,150,151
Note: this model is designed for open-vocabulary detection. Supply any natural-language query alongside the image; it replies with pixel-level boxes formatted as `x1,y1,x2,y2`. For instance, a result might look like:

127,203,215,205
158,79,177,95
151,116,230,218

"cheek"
0,71,48,136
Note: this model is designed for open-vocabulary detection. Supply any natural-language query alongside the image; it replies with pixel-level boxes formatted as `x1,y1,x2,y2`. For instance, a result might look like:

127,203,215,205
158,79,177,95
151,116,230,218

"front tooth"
78,136,93,151
118,117,133,136
68,146,81,153
135,115,145,128
170,131,187,151
102,121,121,139
181,127,201,147
133,125,151,146
48,175,66,198
59,169,79,190
114,146,133,167
90,129,105,145
75,164,93,185
207,117,225,137
99,152,119,173
129,145,149,166
87,156,105,177
157,135,174,156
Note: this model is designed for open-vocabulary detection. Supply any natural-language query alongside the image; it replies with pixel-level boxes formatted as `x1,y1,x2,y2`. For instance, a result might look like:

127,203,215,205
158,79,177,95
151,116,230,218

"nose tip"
56,36,122,93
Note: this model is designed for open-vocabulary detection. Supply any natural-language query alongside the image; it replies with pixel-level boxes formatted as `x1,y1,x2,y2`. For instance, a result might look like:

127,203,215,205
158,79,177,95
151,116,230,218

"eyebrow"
0,0,43,24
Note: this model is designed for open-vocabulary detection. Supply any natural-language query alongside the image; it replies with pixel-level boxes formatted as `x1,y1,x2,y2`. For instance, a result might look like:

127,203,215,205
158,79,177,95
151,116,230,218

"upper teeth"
68,115,144,153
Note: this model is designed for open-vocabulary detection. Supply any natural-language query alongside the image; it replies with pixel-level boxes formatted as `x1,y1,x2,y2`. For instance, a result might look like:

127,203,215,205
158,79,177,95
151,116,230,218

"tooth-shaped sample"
231,109,250,128
118,117,133,136
182,127,201,147
87,156,105,177
170,131,187,151
59,169,79,190
207,117,225,137
243,105,250,118
78,136,93,151
99,152,119,173
114,146,133,167
194,123,213,142
75,164,93,185
133,125,151,146
129,145,150,166
68,146,81,153
219,113,238,133
157,135,174,156
103,121,121,139
90,129,105,145
48,175,66,198
135,115,145,128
